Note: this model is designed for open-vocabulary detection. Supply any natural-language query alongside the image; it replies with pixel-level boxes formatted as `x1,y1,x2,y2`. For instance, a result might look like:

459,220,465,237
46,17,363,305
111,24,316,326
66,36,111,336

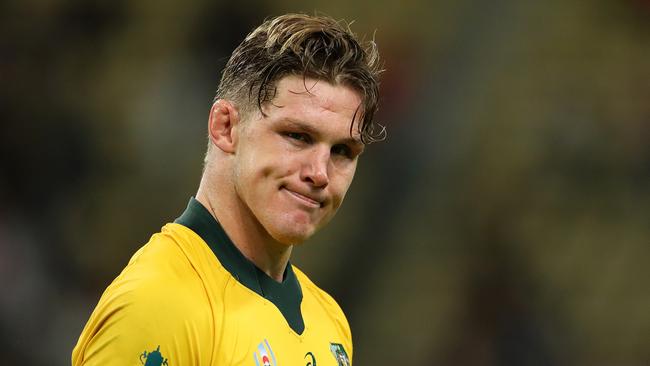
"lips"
282,187,323,208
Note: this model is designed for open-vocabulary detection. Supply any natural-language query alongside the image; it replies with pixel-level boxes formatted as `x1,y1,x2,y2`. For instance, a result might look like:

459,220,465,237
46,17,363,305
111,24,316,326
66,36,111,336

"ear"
208,100,240,154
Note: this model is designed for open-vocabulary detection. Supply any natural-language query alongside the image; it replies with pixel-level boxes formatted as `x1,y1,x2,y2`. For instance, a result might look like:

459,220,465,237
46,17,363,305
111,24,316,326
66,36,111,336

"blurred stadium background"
1,0,649,365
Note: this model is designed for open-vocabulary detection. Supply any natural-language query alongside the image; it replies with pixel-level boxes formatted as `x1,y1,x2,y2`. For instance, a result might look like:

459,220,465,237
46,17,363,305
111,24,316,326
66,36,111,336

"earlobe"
208,100,240,154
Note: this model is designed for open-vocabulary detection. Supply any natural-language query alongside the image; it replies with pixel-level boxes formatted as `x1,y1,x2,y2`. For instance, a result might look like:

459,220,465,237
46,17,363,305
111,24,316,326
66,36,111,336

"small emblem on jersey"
304,351,317,366
140,345,168,366
253,339,277,366
329,343,350,366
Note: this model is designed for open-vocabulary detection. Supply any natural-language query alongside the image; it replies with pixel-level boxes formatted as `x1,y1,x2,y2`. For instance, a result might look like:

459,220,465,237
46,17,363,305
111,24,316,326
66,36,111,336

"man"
73,13,383,366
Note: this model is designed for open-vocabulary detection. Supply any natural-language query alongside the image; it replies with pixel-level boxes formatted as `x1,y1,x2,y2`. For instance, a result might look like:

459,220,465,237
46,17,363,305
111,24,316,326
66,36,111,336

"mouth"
281,187,323,208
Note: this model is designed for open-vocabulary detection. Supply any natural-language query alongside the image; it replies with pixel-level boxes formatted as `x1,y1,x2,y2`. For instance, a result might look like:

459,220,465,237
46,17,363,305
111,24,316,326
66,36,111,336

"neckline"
174,197,305,334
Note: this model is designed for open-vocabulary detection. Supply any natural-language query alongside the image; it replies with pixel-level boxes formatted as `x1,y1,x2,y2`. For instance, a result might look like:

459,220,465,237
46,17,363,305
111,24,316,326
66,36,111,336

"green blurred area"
1,0,649,365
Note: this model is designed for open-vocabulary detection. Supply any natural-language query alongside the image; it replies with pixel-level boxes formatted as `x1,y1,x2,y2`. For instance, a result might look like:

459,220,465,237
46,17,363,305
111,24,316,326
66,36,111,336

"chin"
261,209,324,245
270,229,313,246
267,222,317,246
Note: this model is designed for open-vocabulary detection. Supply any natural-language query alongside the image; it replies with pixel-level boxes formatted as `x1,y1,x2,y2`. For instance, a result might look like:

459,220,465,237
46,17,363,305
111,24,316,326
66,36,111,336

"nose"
300,147,329,188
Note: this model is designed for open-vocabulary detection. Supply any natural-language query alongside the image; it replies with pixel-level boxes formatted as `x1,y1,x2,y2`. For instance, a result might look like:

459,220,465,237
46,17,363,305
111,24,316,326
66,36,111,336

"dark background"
1,0,649,365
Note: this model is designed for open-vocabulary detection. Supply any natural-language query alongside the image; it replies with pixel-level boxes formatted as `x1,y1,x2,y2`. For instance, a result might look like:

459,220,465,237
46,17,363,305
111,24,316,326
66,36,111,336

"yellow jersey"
72,198,352,366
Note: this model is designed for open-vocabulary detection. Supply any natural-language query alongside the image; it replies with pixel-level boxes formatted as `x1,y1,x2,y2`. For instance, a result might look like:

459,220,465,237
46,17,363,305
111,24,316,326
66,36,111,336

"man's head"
203,14,384,246
214,13,384,145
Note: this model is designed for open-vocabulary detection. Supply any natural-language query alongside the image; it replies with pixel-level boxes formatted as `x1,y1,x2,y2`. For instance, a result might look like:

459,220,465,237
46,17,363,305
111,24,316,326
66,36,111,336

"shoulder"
119,229,209,311
73,225,213,366
107,225,208,309
292,265,352,337
293,267,338,308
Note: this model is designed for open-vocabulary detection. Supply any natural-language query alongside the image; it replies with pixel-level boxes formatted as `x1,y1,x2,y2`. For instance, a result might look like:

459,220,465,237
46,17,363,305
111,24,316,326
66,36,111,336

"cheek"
241,151,282,180
330,171,356,207
259,161,293,183
260,165,274,179
262,154,300,181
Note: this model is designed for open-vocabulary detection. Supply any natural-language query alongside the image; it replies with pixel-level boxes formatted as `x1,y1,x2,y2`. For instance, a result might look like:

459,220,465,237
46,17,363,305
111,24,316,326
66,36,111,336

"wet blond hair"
215,13,385,144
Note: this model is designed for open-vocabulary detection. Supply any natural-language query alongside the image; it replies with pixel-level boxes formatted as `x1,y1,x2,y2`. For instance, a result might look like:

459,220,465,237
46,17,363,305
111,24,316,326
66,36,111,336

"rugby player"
73,13,384,366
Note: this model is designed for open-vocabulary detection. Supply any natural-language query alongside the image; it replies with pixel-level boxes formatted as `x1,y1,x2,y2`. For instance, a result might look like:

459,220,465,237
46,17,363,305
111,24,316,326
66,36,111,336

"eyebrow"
283,119,365,150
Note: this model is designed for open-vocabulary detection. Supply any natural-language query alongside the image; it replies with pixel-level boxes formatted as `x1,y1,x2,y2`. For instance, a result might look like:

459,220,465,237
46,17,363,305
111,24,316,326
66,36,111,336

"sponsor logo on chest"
252,339,350,366
253,339,277,366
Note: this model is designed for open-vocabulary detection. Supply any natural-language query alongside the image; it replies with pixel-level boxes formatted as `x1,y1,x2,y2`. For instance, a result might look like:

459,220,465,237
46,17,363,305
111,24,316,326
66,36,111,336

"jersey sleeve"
72,237,213,366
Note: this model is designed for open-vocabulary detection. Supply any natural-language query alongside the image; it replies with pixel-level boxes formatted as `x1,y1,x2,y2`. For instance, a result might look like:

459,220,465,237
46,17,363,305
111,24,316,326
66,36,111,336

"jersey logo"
329,343,350,366
304,351,317,366
140,345,168,366
253,339,277,366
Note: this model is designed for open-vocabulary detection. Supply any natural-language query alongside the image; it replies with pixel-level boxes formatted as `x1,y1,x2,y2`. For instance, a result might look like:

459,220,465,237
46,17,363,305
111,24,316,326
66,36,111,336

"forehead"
262,75,364,139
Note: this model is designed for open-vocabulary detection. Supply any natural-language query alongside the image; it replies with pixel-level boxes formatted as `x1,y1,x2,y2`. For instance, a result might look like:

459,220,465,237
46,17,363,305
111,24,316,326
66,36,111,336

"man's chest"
212,289,352,366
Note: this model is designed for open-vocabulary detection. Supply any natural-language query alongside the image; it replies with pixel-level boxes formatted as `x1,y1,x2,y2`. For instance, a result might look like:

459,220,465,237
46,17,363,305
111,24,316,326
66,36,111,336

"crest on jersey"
329,343,350,366
139,345,168,366
253,339,277,366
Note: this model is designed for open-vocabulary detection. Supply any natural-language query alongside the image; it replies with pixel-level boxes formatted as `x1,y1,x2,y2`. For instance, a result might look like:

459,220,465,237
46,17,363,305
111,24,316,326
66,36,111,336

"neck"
196,167,292,282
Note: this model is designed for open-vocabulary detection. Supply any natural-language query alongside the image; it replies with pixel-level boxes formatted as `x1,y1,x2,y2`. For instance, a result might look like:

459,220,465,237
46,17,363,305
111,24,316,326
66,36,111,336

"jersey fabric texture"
72,197,352,366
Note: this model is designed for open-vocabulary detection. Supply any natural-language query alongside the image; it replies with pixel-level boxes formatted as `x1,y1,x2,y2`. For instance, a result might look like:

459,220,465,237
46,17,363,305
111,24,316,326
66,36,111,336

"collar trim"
175,197,304,334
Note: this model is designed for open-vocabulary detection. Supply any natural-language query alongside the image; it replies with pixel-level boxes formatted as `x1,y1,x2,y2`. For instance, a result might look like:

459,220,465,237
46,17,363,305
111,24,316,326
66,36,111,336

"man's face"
232,75,365,245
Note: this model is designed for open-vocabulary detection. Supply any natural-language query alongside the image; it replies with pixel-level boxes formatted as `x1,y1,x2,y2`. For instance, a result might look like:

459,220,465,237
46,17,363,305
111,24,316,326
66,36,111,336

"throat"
242,240,293,282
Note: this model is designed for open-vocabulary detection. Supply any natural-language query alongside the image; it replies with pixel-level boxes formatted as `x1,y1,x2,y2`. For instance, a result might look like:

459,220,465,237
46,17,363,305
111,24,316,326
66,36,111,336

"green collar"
174,197,305,334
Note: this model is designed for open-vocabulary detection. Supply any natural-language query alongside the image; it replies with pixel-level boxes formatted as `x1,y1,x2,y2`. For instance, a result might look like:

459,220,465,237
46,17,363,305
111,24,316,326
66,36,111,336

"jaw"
266,207,320,245
261,195,336,246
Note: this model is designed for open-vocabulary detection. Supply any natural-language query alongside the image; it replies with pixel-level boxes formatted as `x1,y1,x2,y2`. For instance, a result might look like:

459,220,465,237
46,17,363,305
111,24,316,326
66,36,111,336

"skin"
196,75,365,282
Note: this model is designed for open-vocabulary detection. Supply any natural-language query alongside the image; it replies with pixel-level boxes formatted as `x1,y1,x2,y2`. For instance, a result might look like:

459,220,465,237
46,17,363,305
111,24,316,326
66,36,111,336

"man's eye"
331,144,352,158
286,132,310,143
